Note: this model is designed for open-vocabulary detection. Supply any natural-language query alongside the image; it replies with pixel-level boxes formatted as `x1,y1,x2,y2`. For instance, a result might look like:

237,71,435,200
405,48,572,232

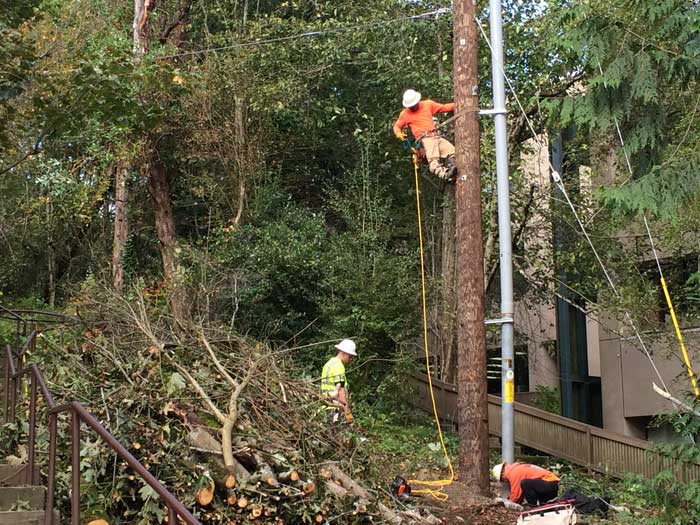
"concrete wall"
514,135,560,391
598,316,700,438
514,299,559,389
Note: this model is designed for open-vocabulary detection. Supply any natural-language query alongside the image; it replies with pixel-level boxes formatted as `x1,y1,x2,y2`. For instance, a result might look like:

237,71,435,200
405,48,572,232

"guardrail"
3,328,201,525
410,372,700,481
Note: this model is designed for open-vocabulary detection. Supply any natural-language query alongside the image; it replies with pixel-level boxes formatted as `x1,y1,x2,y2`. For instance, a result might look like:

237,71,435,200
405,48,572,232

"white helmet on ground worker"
335,339,357,356
491,463,504,481
402,89,421,108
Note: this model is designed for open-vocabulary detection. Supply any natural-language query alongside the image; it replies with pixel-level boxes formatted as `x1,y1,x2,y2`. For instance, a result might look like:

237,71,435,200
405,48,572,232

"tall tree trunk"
46,200,56,307
112,166,129,292
133,0,146,60
135,0,187,320
453,0,489,494
148,154,187,320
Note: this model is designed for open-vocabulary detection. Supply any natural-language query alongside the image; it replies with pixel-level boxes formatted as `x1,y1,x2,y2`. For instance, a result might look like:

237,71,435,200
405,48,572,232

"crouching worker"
320,339,357,426
492,462,560,506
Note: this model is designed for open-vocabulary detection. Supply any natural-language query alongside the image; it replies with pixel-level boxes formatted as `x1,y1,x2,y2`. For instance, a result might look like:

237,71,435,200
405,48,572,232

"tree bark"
148,154,187,320
439,187,457,382
453,0,489,494
112,165,129,292
133,0,146,60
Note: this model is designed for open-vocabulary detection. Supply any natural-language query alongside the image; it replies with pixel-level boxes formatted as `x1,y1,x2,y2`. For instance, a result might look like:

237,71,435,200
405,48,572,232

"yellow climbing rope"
661,276,700,398
407,150,455,501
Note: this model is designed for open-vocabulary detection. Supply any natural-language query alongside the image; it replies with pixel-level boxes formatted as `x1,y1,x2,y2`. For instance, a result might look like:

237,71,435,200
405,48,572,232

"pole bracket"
478,107,507,117
484,317,514,325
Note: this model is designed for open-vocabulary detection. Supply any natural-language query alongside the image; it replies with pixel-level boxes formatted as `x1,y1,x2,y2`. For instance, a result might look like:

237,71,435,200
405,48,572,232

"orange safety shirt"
392,100,455,139
503,463,560,504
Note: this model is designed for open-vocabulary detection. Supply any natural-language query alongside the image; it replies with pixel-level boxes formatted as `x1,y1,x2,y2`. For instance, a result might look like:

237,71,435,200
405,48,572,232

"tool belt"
416,130,439,141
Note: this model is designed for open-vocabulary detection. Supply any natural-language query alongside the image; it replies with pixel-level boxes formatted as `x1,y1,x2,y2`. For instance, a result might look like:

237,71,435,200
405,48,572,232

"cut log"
225,475,236,489
250,504,263,519
226,489,237,506
186,428,251,485
302,480,316,495
279,470,299,483
237,495,249,509
324,480,348,499
314,514,324,523
197,478,215,506
326,464,402,524
252,453,279,487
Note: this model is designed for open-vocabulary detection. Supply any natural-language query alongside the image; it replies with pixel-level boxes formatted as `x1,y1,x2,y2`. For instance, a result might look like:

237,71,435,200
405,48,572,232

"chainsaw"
391,475,412,503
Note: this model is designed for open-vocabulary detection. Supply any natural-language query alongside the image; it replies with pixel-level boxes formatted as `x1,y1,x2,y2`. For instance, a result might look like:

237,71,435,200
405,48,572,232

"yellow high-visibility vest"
321,356,347,398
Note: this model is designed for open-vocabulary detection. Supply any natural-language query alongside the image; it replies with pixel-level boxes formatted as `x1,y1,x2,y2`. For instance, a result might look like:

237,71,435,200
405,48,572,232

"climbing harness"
398,150,455,502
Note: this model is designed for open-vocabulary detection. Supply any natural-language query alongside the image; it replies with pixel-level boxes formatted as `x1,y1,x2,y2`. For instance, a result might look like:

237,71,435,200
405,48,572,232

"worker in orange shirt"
393,89,457,181
492,462,560,506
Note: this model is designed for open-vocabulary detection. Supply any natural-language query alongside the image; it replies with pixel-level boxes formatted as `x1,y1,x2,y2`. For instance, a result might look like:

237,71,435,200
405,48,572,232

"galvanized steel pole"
487,0,516,467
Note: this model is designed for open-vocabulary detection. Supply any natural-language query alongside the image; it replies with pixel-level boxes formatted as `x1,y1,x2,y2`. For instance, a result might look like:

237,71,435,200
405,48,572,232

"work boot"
445,156,458,183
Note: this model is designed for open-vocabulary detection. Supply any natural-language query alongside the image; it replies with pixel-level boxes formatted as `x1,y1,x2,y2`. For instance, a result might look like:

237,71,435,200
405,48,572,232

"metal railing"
410,372,700,481
3,329,201,525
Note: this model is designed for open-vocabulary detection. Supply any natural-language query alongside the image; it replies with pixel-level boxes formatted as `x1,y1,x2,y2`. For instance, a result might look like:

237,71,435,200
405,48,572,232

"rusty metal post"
71,411,80,525
45,413,57,525
169,506,178,525
28,373,37,485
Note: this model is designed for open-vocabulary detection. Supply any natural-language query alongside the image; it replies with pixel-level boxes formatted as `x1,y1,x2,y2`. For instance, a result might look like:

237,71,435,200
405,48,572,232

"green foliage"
532,385,561,415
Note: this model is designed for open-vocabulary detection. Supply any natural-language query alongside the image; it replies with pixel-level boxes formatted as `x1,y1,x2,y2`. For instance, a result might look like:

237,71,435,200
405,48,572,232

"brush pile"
23,288,441,524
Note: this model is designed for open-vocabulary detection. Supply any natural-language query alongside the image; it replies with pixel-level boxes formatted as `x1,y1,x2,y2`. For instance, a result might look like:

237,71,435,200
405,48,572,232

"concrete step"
0,510,58,525
0,486,45,511
0,465,40,487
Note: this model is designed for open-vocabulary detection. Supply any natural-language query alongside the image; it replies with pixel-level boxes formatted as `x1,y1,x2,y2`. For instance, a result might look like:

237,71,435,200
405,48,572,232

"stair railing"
4,332,201,525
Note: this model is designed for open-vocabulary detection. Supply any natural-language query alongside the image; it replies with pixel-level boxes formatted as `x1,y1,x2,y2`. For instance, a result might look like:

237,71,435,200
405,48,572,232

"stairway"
0,464,57,525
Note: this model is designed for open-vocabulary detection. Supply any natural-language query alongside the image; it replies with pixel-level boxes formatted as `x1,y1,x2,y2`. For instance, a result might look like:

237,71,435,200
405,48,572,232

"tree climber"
320,339,357,426
393,89,457,181
492,462,561,506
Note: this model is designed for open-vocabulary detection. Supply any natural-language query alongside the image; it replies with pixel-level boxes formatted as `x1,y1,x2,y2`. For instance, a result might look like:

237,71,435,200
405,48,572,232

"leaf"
138,484,159,502
166,372,186,395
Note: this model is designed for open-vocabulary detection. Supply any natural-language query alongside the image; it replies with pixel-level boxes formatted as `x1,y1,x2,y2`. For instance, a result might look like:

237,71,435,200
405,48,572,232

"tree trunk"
112,166,129,292
46,200,56,307
439,187,458,383
133,0,146,60
148,154,187,320
453,0,490,494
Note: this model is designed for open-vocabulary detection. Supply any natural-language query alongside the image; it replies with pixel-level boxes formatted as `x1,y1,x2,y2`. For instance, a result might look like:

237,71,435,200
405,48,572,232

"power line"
159,8,452,60
473,15,677,400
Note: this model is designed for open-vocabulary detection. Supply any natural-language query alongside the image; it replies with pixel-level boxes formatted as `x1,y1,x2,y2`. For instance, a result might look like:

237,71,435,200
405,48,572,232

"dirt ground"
426,480,519,525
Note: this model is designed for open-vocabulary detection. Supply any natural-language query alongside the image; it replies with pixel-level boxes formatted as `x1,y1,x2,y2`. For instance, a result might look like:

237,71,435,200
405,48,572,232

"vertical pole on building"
487,0,515,468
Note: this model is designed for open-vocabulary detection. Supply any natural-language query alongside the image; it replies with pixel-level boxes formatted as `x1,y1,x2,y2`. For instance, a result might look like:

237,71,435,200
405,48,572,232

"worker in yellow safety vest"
321,339,357,425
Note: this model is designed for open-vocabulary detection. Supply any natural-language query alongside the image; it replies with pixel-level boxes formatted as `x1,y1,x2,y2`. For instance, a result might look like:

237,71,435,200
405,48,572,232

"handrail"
409,372,700,480
4,334,201,525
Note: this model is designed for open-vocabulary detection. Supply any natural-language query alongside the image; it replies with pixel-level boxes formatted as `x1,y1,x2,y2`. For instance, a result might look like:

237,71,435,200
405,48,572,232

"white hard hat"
402,89,421,108
491,463,504,481
335,339,357,356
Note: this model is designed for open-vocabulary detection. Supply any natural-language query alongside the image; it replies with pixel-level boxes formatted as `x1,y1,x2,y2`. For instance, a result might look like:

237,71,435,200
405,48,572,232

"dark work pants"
520,479,559,505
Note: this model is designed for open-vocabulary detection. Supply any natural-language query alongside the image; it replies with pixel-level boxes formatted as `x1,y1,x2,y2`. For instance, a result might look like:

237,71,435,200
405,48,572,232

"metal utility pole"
487,0,516,468
453,0,489,493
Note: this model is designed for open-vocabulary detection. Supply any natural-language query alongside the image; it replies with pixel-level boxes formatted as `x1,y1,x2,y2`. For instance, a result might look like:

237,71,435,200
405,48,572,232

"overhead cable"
160,8,452,59
473,16,675,397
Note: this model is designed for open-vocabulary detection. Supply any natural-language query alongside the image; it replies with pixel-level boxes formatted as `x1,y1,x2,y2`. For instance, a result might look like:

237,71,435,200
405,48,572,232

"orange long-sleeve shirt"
392,100,455,139
503,463,560,504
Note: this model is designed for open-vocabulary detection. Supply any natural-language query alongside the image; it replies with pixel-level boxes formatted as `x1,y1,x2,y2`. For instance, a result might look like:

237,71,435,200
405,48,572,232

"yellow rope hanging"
407,150,455,502
660,276,700,398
